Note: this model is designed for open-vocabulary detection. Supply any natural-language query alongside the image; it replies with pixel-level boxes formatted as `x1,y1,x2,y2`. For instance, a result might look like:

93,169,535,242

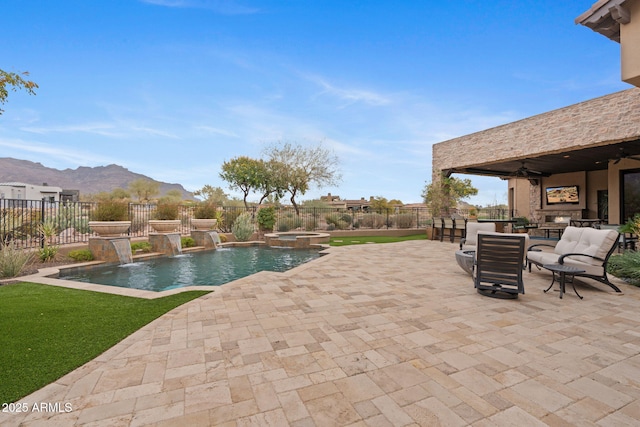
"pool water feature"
264,232,330,248
59,246,321,292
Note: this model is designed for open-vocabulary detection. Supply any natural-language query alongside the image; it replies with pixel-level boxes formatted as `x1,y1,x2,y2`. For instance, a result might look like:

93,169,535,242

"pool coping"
2,241,334,299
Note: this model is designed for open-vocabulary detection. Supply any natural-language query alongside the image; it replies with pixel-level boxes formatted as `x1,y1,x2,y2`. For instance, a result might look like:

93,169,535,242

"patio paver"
2,240,639,426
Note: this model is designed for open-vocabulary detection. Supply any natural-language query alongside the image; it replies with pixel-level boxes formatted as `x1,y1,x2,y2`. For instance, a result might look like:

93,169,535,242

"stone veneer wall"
432,88,640,177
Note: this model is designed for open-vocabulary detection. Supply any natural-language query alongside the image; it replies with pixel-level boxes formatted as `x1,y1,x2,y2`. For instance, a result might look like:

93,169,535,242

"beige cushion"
460,222,496,251
554,226,619,266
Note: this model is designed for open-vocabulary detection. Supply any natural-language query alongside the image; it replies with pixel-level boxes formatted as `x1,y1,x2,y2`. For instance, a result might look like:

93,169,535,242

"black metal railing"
1,197,513,250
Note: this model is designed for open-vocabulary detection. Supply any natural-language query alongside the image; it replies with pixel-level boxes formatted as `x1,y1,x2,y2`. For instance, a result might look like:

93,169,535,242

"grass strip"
0,283,209,404
329,233,426,246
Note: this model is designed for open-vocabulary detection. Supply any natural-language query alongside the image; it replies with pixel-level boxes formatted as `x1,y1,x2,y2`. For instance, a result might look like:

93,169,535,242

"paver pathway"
2,240,640,426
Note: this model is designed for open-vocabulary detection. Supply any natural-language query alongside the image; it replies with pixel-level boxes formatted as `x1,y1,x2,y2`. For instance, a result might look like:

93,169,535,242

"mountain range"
0,158,194,199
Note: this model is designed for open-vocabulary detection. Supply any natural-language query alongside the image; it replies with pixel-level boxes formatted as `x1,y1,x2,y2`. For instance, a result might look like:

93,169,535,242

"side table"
542,264,585,299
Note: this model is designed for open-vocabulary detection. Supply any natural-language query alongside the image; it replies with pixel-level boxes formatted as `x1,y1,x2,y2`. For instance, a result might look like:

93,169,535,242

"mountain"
0,158,195,200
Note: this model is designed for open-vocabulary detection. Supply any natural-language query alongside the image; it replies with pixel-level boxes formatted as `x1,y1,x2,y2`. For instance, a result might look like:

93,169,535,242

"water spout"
166,233,183,256
209,231,221,245
111,239,133,264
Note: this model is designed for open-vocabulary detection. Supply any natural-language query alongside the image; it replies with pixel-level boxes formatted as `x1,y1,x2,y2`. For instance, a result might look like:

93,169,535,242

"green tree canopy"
193,185,229,205
422,174,478,216
0,69,38,115
219,156,265,209
264,142,341,215
128,179,160,202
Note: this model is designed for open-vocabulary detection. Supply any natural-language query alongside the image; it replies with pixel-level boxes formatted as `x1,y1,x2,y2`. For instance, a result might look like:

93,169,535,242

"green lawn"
330,233,427,246
0,283,209,404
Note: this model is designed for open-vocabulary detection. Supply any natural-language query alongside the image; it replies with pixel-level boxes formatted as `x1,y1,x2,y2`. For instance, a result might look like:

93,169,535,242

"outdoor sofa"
527,226,621,293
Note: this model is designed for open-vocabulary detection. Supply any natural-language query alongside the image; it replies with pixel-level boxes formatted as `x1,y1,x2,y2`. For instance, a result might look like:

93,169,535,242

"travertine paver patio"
2,239,640,426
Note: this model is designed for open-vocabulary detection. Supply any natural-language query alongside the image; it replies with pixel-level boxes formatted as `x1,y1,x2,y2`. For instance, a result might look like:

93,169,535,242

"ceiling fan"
611,147,640,164
513,160,547,177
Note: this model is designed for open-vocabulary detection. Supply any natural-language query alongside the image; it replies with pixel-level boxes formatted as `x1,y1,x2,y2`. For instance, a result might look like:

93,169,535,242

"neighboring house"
0,182,63,202
431,0,640,225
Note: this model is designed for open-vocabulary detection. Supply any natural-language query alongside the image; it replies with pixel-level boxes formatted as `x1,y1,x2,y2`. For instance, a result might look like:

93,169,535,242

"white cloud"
139,0,260,14
0,137,121,167
303,74,391,107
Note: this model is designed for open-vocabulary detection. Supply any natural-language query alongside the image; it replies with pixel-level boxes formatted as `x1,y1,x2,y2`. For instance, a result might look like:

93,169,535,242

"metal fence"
0,198,513,250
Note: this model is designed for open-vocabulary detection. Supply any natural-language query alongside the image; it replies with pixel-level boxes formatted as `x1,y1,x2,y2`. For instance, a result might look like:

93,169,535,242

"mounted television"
545,185,579,205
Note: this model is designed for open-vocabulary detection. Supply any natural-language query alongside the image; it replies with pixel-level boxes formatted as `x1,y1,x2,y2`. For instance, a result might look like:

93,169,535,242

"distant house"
0,182,63,202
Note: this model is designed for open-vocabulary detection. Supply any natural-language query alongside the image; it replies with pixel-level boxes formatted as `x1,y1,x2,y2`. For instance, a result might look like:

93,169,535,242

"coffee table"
542,263,585,299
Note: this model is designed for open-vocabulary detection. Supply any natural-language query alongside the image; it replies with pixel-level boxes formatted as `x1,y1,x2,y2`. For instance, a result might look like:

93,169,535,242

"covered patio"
2,240,639,426
433,88,640,226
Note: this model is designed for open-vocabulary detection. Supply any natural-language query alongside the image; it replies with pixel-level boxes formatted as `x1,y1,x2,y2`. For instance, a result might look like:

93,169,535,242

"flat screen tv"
545,185,579,205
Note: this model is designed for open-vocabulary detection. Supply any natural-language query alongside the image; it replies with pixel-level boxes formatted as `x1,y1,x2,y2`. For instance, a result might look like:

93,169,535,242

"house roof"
433,88,640,179
575,0,630,42
0,182,28,186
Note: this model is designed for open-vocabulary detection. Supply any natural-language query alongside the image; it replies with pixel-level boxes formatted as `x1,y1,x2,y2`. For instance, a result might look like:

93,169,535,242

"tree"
422,174,478,216
255,159,287,205
0,69,38,115
264,142,341,215
163,189,183,202
370,196,393,214
193,185,229,205
128,179,160,202
219,156,266,209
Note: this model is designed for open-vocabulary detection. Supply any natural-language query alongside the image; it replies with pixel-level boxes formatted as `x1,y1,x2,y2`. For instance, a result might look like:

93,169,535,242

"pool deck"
2,239,640,426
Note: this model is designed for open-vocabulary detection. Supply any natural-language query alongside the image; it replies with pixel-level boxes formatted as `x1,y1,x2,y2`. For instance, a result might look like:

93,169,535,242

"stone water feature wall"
88,237,133,264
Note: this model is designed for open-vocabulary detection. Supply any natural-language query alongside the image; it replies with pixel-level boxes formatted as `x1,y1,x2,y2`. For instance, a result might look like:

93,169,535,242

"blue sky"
0,0,629,205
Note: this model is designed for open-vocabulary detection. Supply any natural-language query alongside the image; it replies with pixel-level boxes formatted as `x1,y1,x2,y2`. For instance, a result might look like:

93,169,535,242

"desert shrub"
257,206,276,231
54,204,91,234
130,241,152,253
359,213,385,229
325,213,352,230
395,213,415,229
0,241,33,278
232,212,255,242
219,209,241,233
68,249,94,262
38,246,59,262
304,218,317,231
277,217,302,232
218,233,228,243
92,201,129,221
607,251,640,286
194,203,217,219
181,236,195,248
37,220,59,262
153,202,180,220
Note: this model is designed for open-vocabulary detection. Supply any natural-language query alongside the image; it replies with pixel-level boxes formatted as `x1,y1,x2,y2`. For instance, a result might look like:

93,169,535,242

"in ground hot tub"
264,231,330,248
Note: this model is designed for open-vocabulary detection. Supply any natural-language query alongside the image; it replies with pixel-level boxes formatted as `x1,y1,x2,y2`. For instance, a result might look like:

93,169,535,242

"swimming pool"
59,246,321,292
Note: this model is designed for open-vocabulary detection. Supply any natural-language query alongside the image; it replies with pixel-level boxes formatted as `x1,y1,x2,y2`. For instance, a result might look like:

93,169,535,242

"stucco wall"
432,88,640,175
622,0,640,86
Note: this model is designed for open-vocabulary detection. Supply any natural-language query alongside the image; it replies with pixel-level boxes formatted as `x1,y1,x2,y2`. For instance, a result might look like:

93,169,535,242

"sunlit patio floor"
2,239,640,426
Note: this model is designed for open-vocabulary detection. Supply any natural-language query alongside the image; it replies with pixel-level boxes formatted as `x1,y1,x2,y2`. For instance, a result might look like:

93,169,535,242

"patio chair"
474,232,528,299
460,222,496,251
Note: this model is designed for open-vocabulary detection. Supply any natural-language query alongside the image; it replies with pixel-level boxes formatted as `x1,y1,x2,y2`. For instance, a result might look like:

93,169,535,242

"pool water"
60,246,321,292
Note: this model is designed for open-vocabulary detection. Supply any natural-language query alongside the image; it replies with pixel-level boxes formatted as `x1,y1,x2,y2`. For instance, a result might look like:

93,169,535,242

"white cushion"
554,226,618,266
461,223,496,250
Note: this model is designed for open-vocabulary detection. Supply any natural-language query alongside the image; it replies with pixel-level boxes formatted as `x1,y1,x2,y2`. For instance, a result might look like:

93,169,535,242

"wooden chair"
474,233,527,299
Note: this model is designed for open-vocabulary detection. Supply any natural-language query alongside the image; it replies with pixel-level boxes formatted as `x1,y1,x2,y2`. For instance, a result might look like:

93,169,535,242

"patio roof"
432,88,640,180
444,139,640,179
